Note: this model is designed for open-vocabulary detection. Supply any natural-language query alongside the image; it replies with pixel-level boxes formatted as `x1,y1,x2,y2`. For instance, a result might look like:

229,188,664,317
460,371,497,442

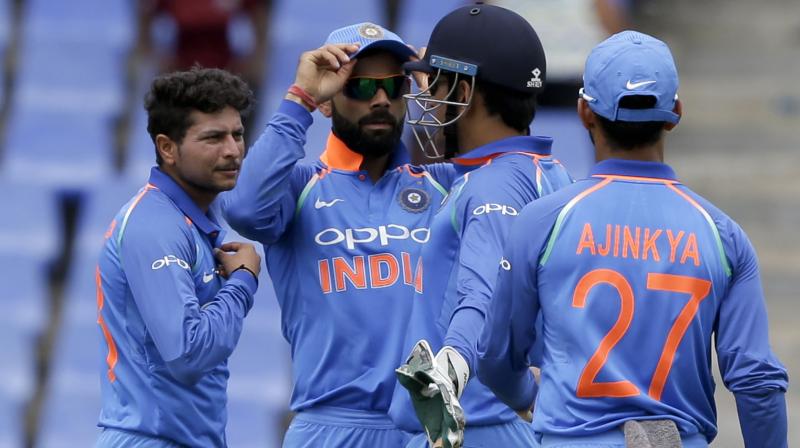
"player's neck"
456,117,525,155
360,153,391,183
596,140,665,163
162,168,216,212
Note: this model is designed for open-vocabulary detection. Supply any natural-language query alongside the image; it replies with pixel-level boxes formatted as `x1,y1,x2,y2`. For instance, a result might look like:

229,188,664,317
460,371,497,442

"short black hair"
145,67,254,164
436,72,537,132
596,96,665,150
476,79,537,133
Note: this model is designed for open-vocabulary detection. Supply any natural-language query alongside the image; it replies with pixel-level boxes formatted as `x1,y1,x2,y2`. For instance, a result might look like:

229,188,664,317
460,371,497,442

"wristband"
287,84,318,111
231,264,258,284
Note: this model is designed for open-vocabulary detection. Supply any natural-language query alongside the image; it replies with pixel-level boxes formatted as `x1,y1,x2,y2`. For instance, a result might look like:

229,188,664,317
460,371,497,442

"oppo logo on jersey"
151,255,190,270
472,204,518,216
314,224,430,250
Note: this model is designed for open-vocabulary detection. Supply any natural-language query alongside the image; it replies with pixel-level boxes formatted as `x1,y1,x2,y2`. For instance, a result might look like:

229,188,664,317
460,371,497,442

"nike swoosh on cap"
626,80,657,90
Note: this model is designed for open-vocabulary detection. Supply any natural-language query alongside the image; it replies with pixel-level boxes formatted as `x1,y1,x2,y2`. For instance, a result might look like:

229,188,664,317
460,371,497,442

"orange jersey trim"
96,266,118,383
320,132,363,171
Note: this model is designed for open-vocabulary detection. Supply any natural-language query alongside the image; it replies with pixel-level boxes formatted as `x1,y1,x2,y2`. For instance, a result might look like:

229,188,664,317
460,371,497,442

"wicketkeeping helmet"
403,3,547,158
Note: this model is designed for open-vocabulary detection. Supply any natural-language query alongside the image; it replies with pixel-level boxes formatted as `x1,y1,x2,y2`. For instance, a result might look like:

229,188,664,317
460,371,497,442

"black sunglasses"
343,75,410,101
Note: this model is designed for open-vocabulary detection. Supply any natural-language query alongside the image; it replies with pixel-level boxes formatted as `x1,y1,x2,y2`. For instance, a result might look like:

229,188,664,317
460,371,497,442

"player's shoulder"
674,183,744,236
517,178,598,221
674,183,753,262
120,187,191,241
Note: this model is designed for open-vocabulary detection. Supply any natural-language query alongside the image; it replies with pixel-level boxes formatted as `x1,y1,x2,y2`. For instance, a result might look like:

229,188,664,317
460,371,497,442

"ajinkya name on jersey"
313,224,430,295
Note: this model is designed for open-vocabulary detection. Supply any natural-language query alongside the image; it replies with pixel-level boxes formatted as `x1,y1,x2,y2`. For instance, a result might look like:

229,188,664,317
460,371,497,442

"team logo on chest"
398,187,430,213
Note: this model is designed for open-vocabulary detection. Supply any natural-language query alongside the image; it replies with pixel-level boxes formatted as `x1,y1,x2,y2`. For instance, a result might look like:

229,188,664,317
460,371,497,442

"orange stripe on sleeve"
96,266,118,383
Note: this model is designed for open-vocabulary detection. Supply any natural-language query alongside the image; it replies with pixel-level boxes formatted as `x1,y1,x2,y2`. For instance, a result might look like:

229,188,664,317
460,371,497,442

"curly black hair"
145,67,255,164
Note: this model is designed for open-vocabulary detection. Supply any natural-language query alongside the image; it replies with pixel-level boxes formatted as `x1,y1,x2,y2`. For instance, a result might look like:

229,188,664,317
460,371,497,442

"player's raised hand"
408,46,430,91
291,44,360,105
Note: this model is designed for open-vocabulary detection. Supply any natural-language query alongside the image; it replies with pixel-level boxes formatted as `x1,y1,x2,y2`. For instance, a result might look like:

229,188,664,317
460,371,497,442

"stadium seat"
21,0,134,52
0,257,50,339
395,0,466,49
13,41,126,118
2,108,115,190
0,0,11,58
34,315,102,448
0,376,24,448
0,180,60,264
0,325,37,447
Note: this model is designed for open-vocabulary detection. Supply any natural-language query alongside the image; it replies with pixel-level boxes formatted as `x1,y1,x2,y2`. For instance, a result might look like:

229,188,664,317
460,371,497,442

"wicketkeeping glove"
396,340,469,448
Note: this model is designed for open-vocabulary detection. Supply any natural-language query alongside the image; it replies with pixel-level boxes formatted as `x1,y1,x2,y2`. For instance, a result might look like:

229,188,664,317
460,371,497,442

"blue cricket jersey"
478,159,788,446
96,167,258,447
223,100,455,416
389,135,573,431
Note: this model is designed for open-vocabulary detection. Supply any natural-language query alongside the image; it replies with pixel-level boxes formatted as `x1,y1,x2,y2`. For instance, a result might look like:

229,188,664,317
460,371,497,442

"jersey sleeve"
222,99,316,244
476,200,562,412
714,220,788,446
443,171,537,376
120,205,257,385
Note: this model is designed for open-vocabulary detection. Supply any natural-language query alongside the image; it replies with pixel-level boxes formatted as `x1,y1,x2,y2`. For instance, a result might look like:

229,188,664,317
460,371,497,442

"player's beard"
331,105,404,159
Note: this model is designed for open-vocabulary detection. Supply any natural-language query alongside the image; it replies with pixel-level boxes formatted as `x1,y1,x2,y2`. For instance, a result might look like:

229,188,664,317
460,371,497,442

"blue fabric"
325,22,415,61
478,159,788,444
389,136,573,432
96,169,257,447
223,99,456,422
284,409,413,448
96,428,182,448
405,420,539,448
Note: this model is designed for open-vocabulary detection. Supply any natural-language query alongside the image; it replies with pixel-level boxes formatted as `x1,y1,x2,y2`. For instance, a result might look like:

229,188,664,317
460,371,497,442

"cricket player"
392,5,573,447
95,68,261,447
477,31,788,447
223,23,455,447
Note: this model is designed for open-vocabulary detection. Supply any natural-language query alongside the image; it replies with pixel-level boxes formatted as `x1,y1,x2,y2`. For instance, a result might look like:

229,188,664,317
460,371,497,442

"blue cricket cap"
582,30,680,124
325,22,415,62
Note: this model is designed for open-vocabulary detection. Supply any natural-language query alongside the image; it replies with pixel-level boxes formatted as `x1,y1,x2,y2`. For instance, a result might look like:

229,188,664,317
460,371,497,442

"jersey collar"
590,158,678,181
320,131,410,172
450,135,553,173
148,167,224,241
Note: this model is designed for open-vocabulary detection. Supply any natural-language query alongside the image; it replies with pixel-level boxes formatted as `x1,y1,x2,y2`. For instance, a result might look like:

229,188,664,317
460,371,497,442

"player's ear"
318,100,333,118
577,98,595,130
458,79,472,106
664,99,682,131
155,134,178,166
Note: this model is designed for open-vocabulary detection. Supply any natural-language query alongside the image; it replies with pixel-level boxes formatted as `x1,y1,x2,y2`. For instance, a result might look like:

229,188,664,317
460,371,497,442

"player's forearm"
476,355,537,412
165,272,257,384
224,100,311,242
735,390,787,448
444,307,484,376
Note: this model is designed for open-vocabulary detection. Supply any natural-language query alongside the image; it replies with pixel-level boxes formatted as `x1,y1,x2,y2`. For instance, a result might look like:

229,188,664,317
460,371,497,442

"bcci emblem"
359,23,384,40
527,68,543,88
398,188,430,213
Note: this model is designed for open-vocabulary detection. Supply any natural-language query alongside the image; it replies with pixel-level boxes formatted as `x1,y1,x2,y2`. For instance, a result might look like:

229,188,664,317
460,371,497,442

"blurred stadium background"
0,0,796,447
